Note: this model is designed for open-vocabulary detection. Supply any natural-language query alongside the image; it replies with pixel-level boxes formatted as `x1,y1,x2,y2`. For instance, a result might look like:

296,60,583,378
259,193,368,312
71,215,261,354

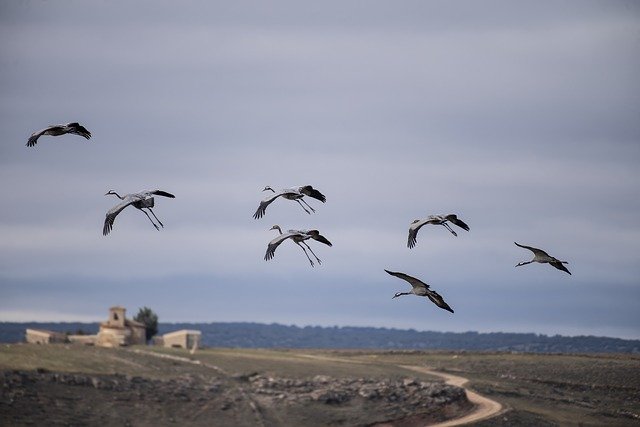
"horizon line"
1,319,639,342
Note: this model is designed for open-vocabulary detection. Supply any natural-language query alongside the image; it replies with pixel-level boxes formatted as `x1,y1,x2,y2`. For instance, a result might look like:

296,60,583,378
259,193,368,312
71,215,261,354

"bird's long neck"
393,292,412,299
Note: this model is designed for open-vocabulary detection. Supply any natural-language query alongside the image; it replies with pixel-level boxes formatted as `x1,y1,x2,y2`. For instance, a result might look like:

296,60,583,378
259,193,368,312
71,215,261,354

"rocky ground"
0,369,470,426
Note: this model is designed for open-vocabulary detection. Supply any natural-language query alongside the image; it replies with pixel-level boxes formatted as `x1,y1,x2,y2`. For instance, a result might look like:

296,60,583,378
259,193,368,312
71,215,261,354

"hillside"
2,322,639,353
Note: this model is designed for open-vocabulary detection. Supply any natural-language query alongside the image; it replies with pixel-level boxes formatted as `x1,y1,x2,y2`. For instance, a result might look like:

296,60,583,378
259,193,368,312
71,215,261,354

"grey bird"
103,190,175,235
385,270,454,313
514,242,571,275
27,122,92,147
408,214,470,248
253,185,326,219
264,225,332,267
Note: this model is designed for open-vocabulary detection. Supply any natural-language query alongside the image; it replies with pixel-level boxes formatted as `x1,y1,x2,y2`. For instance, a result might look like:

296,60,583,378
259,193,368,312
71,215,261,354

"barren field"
1,344,639,426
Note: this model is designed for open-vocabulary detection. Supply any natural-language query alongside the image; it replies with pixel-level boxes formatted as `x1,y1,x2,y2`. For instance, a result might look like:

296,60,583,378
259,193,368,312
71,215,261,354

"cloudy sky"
1,1,639,339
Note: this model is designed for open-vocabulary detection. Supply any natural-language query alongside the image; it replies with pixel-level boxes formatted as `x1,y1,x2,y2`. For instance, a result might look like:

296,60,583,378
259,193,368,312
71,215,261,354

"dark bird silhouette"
27,122,92,147
514,242,571,275
385,270,454,313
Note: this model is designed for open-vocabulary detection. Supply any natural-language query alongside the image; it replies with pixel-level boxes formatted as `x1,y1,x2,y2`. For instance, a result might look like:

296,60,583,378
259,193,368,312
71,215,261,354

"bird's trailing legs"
295,199,312,215
147,208,164,228
137,208,160,231
302,241,322,265
295,242,315,267
515,261,532,267
442,223,457,236
300,198,316,213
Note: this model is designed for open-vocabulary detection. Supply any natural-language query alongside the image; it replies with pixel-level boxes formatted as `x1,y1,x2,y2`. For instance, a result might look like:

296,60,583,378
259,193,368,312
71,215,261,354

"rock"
309,388,350,404
358,385,379,399
403,378,417,387
312,375,331,384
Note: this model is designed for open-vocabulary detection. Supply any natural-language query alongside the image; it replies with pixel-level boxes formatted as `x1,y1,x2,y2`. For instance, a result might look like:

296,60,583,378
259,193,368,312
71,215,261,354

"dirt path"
130,348,229,375
297,354,503,426
402,365,503,426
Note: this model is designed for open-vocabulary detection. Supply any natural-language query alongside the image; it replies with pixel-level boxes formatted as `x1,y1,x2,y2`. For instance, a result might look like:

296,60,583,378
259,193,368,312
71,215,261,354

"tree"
134,306,158,342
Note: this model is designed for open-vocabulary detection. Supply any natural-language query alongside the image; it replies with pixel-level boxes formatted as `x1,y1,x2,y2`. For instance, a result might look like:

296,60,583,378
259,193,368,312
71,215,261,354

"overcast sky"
1,1,639,339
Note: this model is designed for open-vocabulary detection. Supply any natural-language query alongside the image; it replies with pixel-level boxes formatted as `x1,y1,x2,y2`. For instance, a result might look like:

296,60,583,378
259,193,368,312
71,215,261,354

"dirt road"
402,365,503,426
298,354,502,426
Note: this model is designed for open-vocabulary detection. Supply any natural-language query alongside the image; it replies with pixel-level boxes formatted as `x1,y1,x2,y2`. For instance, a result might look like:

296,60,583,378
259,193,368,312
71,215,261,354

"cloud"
0,1,639,338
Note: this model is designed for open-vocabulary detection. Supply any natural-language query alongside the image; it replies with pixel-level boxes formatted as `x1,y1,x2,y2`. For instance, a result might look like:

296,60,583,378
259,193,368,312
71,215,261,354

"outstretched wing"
103,199,136,236
446,214,470,232
384,269,430,291
514,242,550,258
425,289,454,313
407,218,432,249
26,125,61,147
264,232,296,261
299,185,326,203
148,190,175,198
550,261,571,275
253,192,283,219
27,129,46,147
306,230,332,246
67,122,92,140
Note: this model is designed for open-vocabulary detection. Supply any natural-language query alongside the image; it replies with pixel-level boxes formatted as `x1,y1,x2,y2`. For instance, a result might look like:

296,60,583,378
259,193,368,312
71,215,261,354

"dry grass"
2,344,639,426
353,350,640,426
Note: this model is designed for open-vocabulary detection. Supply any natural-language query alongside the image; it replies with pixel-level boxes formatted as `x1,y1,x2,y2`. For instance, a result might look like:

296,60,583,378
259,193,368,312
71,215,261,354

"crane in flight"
408,214,470,248
264,225,332,267
253,185,326,219
103,189,175,235
385,270,454,313
27,122,92,147
514,242,571,275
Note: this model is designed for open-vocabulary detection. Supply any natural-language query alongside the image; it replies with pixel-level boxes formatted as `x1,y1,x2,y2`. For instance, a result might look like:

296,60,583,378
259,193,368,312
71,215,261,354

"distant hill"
2,322,638,353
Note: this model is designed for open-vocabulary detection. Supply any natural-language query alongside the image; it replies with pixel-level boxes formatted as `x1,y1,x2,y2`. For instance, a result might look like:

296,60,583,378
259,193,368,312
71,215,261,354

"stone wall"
163,330,201,349
25,329,67,345
96,327,129,347
68,335,97,345
129,324,146,345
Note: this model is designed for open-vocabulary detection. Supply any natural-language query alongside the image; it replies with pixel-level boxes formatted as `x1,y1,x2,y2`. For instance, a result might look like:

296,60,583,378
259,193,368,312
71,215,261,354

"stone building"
162,329,201,350
25,329,68,344
95,306,146,347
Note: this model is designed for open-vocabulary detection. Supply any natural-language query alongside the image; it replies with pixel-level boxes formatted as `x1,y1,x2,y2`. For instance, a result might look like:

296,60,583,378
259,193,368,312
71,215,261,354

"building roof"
163,329,202,339
125,319,146,328
26,328,66,337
